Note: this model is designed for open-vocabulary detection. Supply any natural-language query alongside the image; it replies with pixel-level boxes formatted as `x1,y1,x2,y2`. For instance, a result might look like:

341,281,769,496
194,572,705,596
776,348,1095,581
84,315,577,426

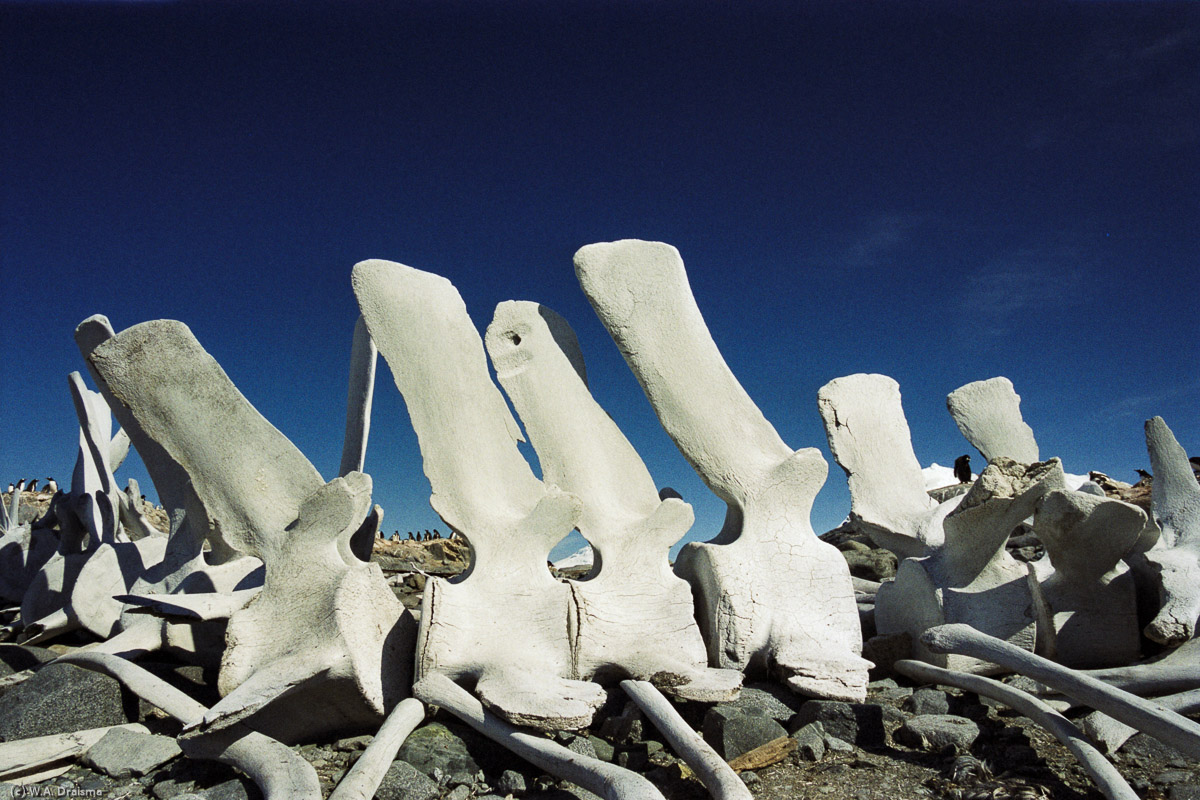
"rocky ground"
0,490,1196,800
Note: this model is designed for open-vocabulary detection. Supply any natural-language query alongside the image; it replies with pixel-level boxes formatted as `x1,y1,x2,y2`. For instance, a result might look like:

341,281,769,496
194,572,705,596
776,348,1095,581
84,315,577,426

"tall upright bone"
819,373,1061,672
485,301,742,701
574,240,868,700
1141,416,1200,645
353,259,604,730
946,377,1040,463
84,319,411,742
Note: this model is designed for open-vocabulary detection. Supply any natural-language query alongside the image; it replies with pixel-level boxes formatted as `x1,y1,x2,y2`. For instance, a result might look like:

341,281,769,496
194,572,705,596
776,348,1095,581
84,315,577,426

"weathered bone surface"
338,314,377,478
818,373,945,560
875,458,1064,672
76,314,262,662
354,259,603,730
61,651,321,800
415,674,665,800
921,623,1200,760
485,300,741,702
1141,416,1200,645
895,659,1137,800
328,698,424,800
620,679,752,800
575,240,867,701
1032,489,1145,668
84,318,411,742
946,377,1040,463
0,723,150,785
1082,688,1200,755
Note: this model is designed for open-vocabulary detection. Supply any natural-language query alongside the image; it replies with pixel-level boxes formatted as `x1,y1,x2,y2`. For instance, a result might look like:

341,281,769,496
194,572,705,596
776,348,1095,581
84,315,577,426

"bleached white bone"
339,314,377,478
1082,688,1200,754
1140,416,1200,645
575,240,867,701
894,659,1136,800
354,259,602,730
818,374,946,559
620,679,752,800
328,698,424,800
485,300,741,702
946,377,1039,463
0,723,150,785
84,318,412,742
921,623,1200,759
415,673,665,800
1032,489,1145,668
60,651,320,800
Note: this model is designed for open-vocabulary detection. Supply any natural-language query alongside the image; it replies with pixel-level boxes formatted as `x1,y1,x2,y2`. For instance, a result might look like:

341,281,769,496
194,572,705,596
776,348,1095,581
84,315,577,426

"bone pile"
0,240,1195,800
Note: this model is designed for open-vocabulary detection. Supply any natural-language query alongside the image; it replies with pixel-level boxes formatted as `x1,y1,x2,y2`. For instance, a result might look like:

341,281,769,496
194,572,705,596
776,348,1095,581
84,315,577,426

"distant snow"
553,543,593,570
923,462,1092,492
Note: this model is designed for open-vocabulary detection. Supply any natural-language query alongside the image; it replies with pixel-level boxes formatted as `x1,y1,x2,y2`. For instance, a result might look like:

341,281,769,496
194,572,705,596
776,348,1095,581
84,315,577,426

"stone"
576,240,867,701
396,723,485,779
586,735,613,762
862,633,912,675
725,683,804,724
791,721,826,761
444,787,470,800
789,700,885,748
198,779,260,800
375,760,439,800
896,715,980,752
824,735,854,753
0,644,55,677
496,769,527,796
1169,785,1200,800
903,688,951,716
703,707,788,760
82,728,182,778
0,662,134,740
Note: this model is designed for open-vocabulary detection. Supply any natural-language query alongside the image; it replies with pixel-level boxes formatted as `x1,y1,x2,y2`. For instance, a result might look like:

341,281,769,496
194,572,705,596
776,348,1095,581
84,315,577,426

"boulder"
903,688,951,716
82,728,182,777
896,715,980,752
788,700,884,748
702,709,787,761
375,761,439,800
0,662,135,740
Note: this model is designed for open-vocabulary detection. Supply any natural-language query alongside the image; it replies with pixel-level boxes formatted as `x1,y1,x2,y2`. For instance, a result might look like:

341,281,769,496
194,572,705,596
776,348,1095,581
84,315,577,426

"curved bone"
354,259,601,729
1142,416,1200,645
921,623,1200,759
415,673,665,800
818,374,941,560
1033,489,1144,667
485,301,741,701
59,651,320,800
620,679,751,800
894,659,1136,800
946,377,1039,463
1080,637,1200,694
1082,689,1200,754
339,315,377,478
575,240,867,700
66,371,121,550
328,698,424,800
119,587,261,621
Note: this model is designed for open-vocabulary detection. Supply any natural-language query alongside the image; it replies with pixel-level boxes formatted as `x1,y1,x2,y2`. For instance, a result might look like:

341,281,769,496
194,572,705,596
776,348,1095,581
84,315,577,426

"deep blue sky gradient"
3,1,1197,558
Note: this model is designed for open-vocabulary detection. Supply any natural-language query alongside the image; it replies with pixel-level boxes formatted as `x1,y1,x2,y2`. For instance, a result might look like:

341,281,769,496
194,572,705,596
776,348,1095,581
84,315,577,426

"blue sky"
3,1,1197,560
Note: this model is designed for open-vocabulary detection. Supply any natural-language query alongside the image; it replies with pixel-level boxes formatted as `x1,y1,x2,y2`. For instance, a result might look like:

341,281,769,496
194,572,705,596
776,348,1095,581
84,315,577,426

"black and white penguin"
953,455,972,484
5,483,12,494
1135,469,1153,485
25,479,37,493
432,528,441,540
45,477,58,494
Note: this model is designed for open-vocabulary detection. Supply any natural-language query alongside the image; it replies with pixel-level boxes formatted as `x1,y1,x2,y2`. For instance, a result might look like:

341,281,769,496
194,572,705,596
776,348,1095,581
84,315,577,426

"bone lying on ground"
1082,688,1200,754
328,698,425,800
415,673,665,800
354,259,602,729
894,659,1137,800
575,239,868,701
620,679,752,800
59,651,321,800
0,723,150,785
486,300,741,702
921,623,1200,760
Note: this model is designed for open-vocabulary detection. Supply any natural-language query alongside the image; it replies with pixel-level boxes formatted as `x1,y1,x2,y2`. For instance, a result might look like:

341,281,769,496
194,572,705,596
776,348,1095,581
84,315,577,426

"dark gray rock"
333,734,372,751
703,707,787,760
841,546,897,582
903,688,951,716
375,760,439,800
586,735,613,762
83,728,182,778
1170,785,1200,800
1122,732,1192,763
824,734,855,753
789,700,885,748
740,770,761,789
198,778,260,800
566,736,597,760
0,644,55,677
396,722,501,779
597,703,643,744
496,770,527,796
896,715,980,752
444,787,470,800
862,633,911,676
723,682,802,724
0,662,136,740
791,721,826,761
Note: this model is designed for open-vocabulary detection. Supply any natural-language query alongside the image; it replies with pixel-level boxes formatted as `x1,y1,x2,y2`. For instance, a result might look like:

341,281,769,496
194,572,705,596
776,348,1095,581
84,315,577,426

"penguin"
407,531,414,541
5,483,12,494
25,479,37,493
1135,469,1153,485
1190,456,1200,480
15,479,24,493
389,532,400,542
433,529,441,540
45,477,58,494
953,455,972,484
